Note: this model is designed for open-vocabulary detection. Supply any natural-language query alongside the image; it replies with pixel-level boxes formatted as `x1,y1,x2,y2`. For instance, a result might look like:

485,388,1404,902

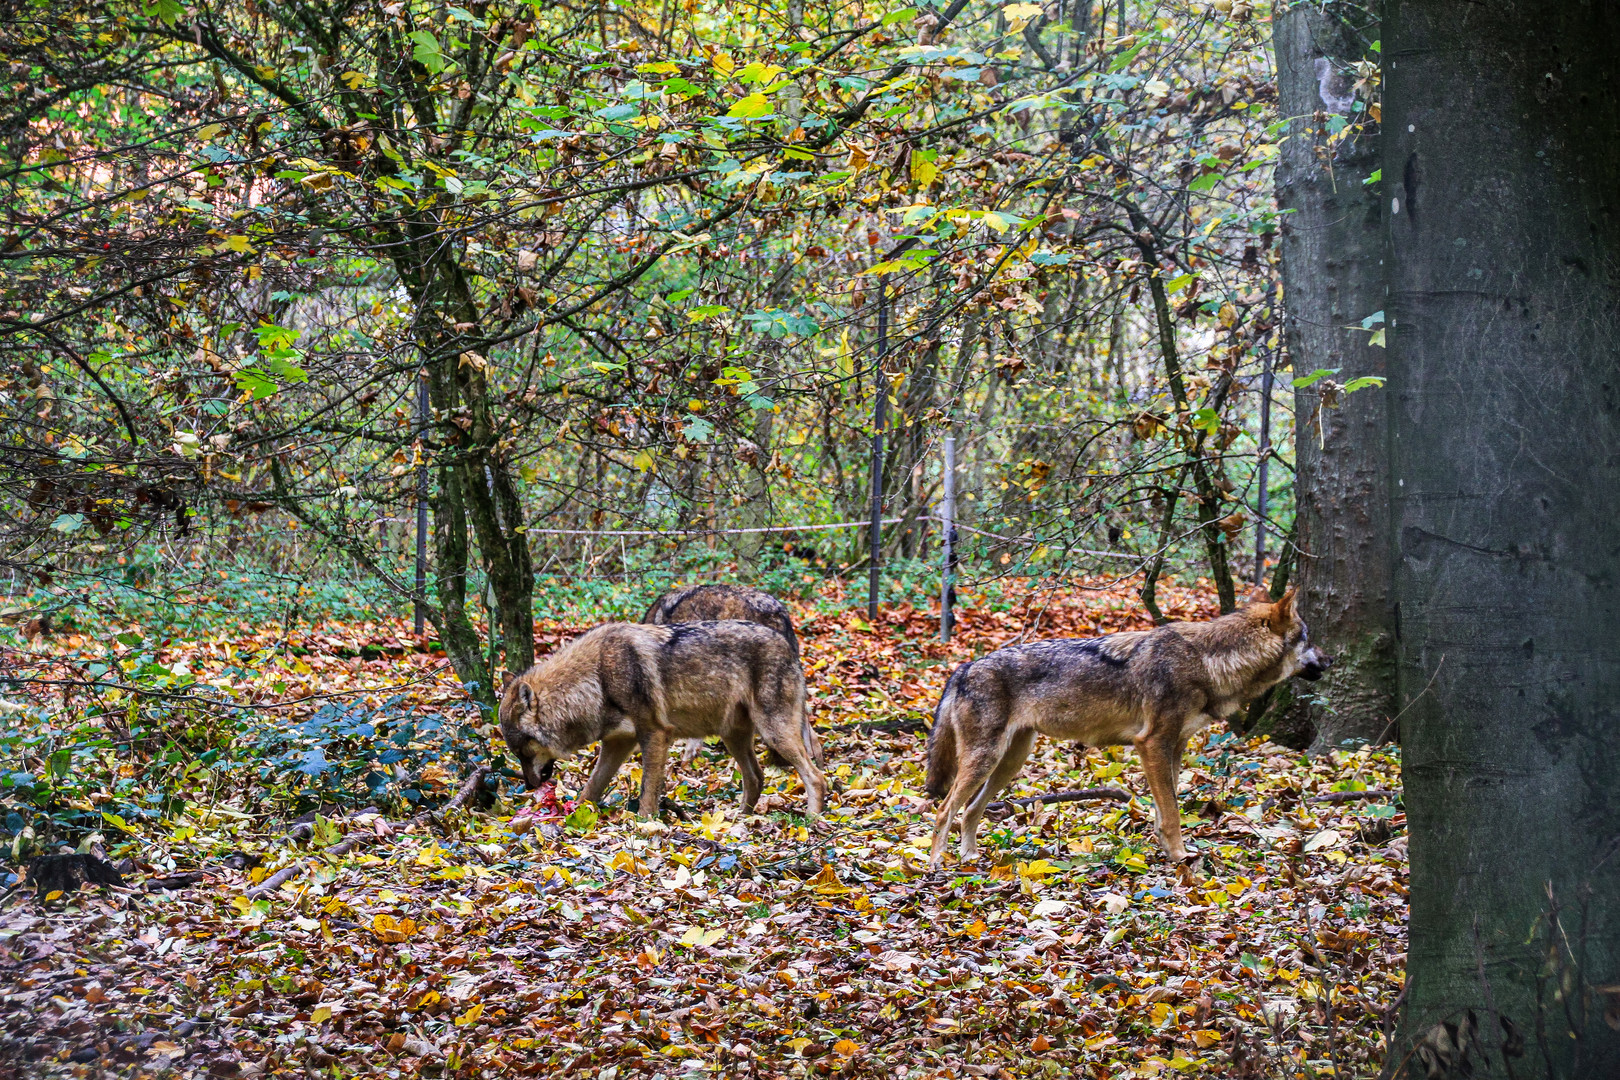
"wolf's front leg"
638,729,672,819
580,732,637,806
1134,731,1191,862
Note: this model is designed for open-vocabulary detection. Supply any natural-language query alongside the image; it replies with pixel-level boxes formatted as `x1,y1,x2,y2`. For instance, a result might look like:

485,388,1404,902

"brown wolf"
924,589,1331,867
499,620,827,818
642,584,824,768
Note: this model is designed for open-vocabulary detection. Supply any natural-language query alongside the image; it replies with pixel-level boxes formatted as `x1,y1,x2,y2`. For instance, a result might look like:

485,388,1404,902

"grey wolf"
499,620,827,817
924,589,1331,867
642,584,823,768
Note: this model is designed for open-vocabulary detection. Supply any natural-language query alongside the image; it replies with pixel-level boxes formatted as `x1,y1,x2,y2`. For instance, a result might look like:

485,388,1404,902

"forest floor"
0,578,1406,1079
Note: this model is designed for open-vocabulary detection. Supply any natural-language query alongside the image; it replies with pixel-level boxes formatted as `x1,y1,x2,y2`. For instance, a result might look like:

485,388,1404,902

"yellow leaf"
1003,2,1044,33
712,52,735,76
454,1002,484,1027
371,913,419,943
197,123,222,140
1149,1001,1173,1027
416,990,441,1011
910,150,939,190
1018,859,1060,879
341,70,369,89
961,918,988,938
833,1039,860,1058
727,92,772,120
632,449,656,474
806,864,851,895
678,925,704,947
787,1037,812,1055
1191,1029,1222,1049
311,1005,332,1024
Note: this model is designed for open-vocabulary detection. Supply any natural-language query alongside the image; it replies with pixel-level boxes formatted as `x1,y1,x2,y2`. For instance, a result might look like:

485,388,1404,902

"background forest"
4,0,1615,1076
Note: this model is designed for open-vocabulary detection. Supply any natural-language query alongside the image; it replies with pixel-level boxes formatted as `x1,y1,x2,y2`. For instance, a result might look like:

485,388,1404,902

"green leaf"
1361,168,1382,186
1191,407,1220,434
1343,375,1386,392
726,93,773,119
142,0,185,26
1188,171,1221,194
1291,367,1340,389
409,31,448,74
233,369,281,401
1359,309,1386,330
1165,273,1195,294
686,304,729,321
564,803,599,835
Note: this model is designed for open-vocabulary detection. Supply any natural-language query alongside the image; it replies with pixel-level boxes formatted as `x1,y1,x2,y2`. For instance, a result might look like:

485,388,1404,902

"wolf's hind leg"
927,746,999,870
957,729,1036,861
581,732,637,806
758,730,826,815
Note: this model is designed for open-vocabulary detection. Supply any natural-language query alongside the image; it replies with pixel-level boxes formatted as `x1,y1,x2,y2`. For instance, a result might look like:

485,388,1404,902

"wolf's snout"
536,758,557,784
1299,648,1333,681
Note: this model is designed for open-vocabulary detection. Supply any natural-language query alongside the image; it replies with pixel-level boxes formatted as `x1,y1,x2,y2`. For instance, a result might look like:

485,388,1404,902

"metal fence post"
941,434,956,642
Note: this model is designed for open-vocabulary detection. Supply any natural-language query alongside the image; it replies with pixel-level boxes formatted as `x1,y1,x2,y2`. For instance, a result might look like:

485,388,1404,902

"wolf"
642,584,824,768
924,588,1331,867
499,620,827,818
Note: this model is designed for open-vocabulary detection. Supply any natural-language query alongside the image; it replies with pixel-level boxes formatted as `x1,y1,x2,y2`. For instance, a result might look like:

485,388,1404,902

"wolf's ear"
501,670,516,694
1269,588,1297,632
1246,585,1272,606
518,683,534,711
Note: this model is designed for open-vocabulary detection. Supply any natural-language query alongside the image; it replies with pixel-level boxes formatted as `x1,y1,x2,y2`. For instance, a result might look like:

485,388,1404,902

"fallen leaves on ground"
0,579,1405,1078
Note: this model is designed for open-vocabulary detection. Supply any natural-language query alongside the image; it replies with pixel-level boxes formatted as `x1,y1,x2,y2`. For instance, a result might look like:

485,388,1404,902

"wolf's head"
498,671,558,789
1253,588,1333,681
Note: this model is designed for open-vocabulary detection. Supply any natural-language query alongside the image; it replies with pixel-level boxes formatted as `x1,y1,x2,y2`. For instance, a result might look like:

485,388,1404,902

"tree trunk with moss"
1271,1,1394,752
1388,0,1620,1072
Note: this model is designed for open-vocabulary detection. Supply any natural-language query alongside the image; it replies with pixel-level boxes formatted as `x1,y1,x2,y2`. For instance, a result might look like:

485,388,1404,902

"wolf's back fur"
643,583,799,656
500,620,826,816
925,591,1330,867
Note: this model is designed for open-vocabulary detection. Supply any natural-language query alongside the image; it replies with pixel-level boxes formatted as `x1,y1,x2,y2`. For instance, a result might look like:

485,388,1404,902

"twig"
986,787,1132,812
243,865,301,900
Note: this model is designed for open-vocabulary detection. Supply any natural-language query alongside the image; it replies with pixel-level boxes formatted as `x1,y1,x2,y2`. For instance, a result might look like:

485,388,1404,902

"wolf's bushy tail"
925,664,967,800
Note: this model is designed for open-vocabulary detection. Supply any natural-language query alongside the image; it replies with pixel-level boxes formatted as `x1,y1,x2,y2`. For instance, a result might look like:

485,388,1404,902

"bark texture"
1387,1,1620,1073
1273,1,1395,752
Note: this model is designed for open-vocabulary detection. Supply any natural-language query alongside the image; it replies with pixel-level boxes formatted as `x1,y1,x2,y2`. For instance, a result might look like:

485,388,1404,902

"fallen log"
986,787,1133,812
245,765,493,899
1306,788,1398,804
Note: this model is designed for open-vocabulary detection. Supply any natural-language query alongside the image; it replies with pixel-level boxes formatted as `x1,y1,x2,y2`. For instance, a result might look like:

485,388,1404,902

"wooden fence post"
941,434,956,642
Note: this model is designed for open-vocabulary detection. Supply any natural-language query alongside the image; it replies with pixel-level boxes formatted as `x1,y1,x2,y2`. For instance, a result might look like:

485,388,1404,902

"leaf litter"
0,579,1405,1078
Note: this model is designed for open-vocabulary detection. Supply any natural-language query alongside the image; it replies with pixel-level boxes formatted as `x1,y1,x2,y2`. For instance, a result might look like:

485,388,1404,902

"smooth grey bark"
1387,1,1620,1074
1273,1,1395,753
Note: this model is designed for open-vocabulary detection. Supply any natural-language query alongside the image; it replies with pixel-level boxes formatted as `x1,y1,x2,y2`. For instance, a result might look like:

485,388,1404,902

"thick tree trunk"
1272,2,1395,752
1387,1,1620,1073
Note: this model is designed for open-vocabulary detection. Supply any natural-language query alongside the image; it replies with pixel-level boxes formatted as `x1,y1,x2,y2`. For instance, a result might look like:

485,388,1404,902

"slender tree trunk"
1272,1,1394,752
1388,1,1620,1073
